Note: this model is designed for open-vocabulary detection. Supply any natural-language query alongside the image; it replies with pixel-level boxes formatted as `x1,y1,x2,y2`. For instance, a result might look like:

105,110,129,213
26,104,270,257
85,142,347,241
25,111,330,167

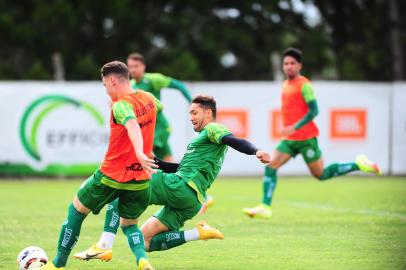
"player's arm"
207,123,269,163
168,79,192,102
221,135,258,155
112,101,157,176
154,157,179,173
294,82,319,130
221,135,270,163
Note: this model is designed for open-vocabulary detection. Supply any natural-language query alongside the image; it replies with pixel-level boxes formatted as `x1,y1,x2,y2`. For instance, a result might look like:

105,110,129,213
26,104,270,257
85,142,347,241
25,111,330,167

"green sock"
319,162,359,181
262,166,277,206
53,203,86,267
104,199,119,234
122,225,147,264
149,231,186,252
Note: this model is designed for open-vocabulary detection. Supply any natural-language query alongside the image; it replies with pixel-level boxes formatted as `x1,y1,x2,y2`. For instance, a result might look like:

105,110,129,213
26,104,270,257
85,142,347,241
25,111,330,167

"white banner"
0,81,401,176
391,83,406,174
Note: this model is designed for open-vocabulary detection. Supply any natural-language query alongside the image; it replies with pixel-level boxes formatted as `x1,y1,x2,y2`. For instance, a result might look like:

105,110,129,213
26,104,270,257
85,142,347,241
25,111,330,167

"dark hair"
100,61,129,79
283,47,303,63
192,95,217,119
127,52,145,64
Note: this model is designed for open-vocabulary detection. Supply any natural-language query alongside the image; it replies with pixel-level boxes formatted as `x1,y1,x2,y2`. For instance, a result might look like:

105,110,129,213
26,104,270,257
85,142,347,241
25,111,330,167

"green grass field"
1,176,406,270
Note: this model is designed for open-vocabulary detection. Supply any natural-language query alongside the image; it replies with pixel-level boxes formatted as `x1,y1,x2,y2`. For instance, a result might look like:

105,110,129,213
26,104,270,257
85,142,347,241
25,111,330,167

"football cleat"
40,262,64,270
73,244,112,261
355,155,381,175
242,204,272,219
196,220,224,240
137,258,155,270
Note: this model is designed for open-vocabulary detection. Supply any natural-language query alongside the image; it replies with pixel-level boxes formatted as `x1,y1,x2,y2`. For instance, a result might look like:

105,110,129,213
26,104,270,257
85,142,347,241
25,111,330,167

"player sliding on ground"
74,95,270,261
243,48,381,219
41,61,161,270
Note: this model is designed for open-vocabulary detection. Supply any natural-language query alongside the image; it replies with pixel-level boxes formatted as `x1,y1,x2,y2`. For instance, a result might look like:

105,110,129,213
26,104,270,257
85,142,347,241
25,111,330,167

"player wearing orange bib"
243,48,381,219
42,61,160,270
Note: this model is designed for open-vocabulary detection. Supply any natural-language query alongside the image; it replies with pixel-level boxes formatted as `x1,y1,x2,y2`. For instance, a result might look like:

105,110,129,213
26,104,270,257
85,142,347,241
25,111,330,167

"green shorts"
150,170,201,230
153,112,172,158
77,170,150,219
276,137,322,163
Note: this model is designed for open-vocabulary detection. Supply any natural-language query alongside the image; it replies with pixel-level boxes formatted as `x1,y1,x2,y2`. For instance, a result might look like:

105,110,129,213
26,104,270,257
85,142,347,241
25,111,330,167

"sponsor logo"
270,109,283,140
109,212,119,228
19,95,105,162
330,109,367,139
166,232,181,242
126,163,143,171
131,232,141,245
217,109,249,138
61,228,73,248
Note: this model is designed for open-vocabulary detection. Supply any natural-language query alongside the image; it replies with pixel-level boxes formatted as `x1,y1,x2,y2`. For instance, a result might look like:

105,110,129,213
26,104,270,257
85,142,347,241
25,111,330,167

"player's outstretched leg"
148,220,224,252
242,166,276,219
74,199,119,261
41,202,87,270
316,155,381,181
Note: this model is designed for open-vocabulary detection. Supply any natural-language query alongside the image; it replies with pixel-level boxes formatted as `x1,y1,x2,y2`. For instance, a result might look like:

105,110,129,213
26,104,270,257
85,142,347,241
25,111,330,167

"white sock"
96,232,116,250
184,228,199,242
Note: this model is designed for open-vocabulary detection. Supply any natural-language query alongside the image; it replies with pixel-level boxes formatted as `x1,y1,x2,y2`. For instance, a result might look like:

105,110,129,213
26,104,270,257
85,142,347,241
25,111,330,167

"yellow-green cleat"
242,204,272,219
196,220,224,240
137,258,155,270
40,262,64,270
73,244,112,261
355,155,381,175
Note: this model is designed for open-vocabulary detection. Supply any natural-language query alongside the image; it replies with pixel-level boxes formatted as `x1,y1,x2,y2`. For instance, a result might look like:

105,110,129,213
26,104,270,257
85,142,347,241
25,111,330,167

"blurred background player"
242,48,381,219
127,52,192,162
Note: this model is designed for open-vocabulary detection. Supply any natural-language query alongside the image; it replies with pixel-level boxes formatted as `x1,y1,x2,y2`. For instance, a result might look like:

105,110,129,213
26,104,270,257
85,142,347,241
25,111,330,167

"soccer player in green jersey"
127,52,192,161
74,95,270,261
242,48,381,219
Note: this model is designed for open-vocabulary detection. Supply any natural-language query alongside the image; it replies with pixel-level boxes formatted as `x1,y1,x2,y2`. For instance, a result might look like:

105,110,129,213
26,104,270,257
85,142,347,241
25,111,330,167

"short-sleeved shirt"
130,73,172,100
175,122,232,202
100,90,162,183
281,75,319,140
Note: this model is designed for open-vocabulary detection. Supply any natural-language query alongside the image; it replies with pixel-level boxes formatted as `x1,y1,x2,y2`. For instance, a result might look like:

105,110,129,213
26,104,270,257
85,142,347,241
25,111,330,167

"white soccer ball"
17,246,48,270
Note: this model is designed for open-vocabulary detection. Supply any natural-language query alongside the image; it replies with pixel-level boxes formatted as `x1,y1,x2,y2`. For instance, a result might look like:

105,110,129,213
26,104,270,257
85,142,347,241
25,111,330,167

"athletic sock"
262,166,277,206
184,228,199,241
96,199,119,249
148,231,186,251
53,203,86,267
122,225,147,265
319,162,359,181
97,232,116,250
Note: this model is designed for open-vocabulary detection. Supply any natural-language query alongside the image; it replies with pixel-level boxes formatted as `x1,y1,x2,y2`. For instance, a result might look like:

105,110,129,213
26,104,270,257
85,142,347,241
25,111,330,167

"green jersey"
130,73,171,100
176,122,232,202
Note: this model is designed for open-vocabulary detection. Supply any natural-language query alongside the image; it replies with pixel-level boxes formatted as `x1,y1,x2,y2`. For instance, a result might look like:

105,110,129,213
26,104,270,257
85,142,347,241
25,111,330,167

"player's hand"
256,150,270,164
281,125,296,137
136,151,159,178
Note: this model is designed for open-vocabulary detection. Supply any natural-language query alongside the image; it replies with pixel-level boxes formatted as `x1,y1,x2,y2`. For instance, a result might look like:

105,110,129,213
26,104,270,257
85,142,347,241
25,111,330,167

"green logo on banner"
19,95,104,161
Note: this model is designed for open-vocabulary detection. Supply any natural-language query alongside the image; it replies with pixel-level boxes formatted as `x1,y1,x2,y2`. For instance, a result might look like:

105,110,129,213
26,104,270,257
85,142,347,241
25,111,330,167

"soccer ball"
17,246,48,270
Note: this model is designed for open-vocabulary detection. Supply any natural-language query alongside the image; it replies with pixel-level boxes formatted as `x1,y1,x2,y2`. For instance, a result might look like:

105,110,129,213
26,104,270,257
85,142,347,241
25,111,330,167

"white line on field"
279,200,406,221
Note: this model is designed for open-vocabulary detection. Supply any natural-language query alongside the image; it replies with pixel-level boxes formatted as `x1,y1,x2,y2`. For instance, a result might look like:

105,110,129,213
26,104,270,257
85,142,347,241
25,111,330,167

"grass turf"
1,176,405,270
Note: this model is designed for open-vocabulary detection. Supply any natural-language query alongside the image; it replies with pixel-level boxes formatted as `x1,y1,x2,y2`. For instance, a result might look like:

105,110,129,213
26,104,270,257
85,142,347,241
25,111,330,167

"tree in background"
0,0,404,81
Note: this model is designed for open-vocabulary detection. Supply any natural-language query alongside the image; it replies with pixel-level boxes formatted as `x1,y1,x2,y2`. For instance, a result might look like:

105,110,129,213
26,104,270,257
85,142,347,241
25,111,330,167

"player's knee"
312,171,324,180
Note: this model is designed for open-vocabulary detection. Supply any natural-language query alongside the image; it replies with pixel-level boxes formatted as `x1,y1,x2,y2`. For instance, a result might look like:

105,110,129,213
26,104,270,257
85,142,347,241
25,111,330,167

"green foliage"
0,1,404,81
